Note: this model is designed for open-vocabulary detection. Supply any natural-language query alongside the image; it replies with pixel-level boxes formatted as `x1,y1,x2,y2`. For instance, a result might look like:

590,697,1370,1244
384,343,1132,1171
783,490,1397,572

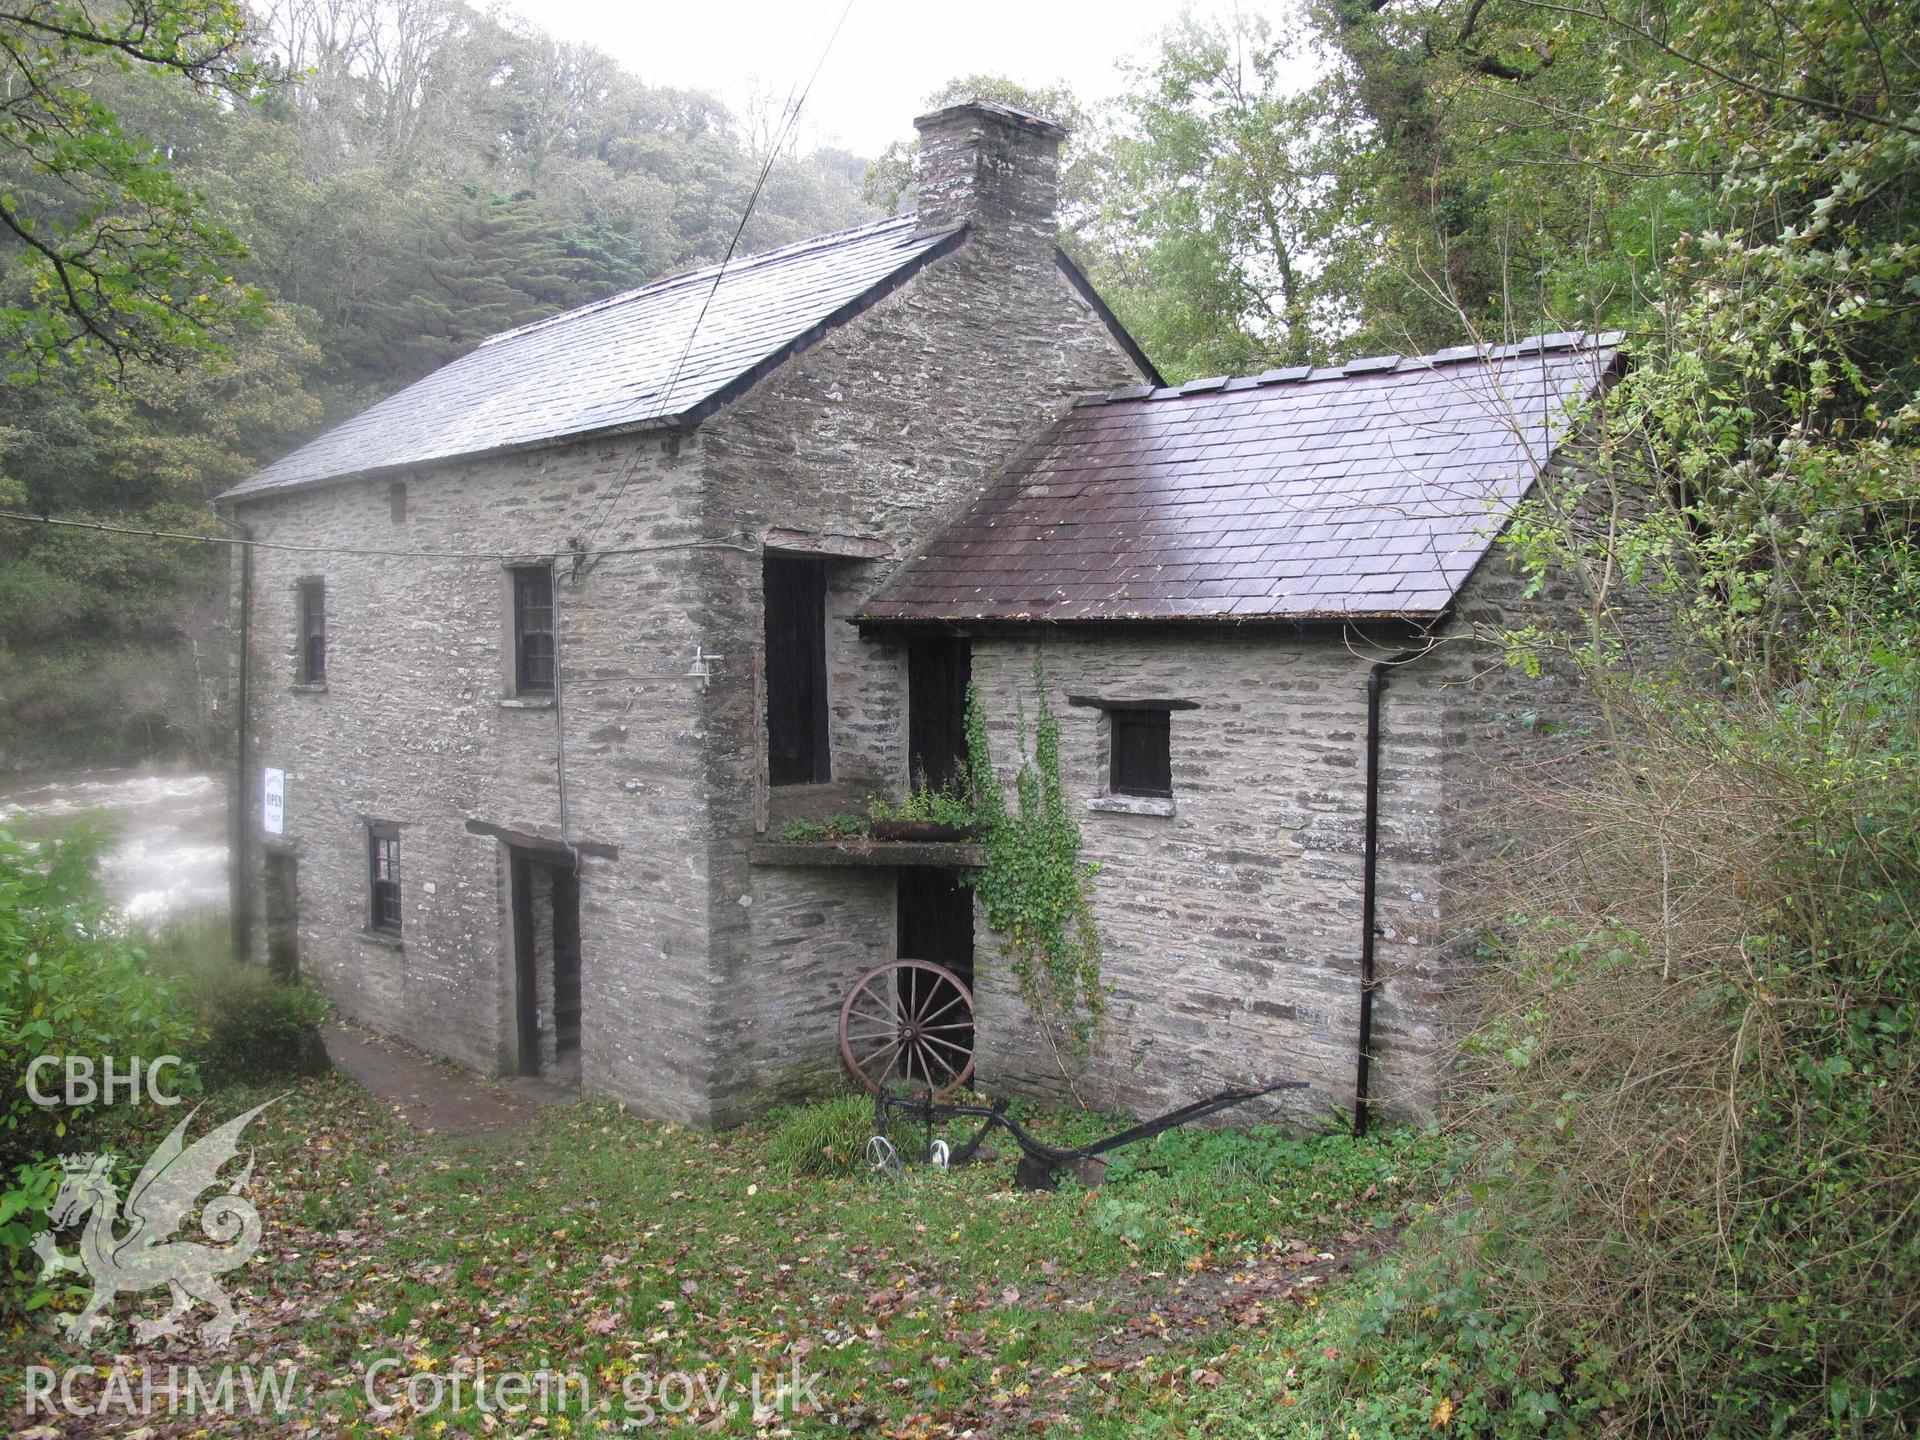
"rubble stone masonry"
230,102,1148,1123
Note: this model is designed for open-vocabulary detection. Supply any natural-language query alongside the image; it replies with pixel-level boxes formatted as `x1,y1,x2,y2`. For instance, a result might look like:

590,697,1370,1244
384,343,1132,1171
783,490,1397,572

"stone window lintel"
1087,794,1176,818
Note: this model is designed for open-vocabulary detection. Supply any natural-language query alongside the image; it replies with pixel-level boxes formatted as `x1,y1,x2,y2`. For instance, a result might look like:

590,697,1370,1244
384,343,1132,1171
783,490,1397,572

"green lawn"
6,1077,1446,1437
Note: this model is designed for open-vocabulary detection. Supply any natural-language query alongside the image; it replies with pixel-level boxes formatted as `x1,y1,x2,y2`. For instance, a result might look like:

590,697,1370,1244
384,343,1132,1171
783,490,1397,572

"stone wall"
961,630,1444,1126
694,116,1151,1123
232,430,735,1123
1407,439,1681,1099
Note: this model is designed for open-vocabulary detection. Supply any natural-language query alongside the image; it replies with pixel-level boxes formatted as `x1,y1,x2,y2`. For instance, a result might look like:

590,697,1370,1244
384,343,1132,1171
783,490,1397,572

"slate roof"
859,332,1623,625
222,215,965,499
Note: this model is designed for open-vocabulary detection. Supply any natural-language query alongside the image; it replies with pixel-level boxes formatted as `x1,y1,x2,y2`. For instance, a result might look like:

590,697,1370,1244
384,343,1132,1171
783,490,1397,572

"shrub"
179,960,332,1086
1175,1237,1613,1440
761,1094,875,1178
0,824,197,1310
1093,1123,1451,1267
140,913,333,1086
0,825,200,1169
0,833,334,1314
772,812,869,844
1412,638,1920,1435
867,766,978,829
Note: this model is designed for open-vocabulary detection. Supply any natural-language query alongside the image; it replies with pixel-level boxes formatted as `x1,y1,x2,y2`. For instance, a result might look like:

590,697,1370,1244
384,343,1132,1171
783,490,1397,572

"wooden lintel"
1065,695,1201,711
464,818,617,861
763,527,893,561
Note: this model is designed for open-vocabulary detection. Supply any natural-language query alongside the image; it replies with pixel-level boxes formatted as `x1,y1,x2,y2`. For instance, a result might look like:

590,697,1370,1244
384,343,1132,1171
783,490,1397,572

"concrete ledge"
749,840,984,869
356,927,405,951
497,695,556,710
1087,794,1176,818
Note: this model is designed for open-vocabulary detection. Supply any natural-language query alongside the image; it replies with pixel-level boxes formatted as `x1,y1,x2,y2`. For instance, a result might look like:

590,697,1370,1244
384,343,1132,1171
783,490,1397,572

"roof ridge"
1073,328,1626,408
479,213,949,349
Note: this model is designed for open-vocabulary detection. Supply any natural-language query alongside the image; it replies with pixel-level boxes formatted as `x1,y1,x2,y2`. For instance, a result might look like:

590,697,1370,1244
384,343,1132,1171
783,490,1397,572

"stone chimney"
912,100,1065,248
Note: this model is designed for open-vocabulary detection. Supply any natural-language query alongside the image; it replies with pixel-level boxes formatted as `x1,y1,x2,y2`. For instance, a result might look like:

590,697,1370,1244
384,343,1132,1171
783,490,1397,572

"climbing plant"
965,658,1106,1069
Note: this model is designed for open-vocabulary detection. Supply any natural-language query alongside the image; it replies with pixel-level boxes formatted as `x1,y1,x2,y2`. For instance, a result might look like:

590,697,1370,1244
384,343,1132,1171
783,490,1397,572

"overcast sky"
497,0,1308,157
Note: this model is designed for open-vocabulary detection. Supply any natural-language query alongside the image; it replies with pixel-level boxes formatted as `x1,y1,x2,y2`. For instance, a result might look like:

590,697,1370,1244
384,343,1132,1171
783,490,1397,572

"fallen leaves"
4,1082,1438,1440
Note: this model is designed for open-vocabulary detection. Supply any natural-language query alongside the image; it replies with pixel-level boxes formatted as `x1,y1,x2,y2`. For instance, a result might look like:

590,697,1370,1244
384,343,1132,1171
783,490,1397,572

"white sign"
262,768,284,836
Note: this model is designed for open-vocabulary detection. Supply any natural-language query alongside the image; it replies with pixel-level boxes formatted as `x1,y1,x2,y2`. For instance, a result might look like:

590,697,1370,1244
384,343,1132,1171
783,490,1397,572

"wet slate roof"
222,215,964,499
859,332,1622,625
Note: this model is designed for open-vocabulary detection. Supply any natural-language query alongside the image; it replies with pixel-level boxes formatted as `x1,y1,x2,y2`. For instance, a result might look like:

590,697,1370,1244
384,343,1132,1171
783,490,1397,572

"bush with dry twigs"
1450,643,1920,1433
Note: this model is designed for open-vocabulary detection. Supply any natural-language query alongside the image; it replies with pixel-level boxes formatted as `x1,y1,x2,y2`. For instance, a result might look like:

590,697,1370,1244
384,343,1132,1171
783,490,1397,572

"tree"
0,0,881,771
1076,14,1344,378
1305,0,1640,351
0,1,267,374
338,187,652,387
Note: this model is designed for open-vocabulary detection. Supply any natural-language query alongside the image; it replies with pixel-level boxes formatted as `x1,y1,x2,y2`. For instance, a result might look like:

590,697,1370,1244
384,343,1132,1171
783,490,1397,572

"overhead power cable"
571,0,857,559
0,509,756,561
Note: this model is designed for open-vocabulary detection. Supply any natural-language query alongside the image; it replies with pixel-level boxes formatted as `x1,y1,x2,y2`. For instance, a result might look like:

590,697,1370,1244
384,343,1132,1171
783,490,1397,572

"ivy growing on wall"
965,657,1106,1070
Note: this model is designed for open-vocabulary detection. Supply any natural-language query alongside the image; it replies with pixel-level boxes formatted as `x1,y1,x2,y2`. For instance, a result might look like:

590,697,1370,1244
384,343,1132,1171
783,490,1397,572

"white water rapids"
0,768,228,921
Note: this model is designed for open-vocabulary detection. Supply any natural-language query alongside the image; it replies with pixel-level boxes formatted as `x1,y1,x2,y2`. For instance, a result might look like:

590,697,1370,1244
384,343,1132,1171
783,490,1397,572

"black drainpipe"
1353,648,1424,1138
218,511,253,966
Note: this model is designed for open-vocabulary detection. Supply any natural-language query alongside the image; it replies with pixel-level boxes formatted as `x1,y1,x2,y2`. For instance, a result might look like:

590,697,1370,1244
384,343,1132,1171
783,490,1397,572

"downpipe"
1353,648,1424,1138
216,510,253,966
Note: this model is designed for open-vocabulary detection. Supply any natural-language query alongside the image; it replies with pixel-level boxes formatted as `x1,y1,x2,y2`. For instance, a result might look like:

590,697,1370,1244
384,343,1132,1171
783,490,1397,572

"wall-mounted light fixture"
686,646,722,689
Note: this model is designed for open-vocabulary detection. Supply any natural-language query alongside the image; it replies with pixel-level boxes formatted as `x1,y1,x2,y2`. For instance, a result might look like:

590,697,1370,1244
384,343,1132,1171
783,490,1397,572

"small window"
389,481,407,522
368,825,401,934
763,553,829,786
1110,708,1172,797
296,579,326,684
513,565,555,694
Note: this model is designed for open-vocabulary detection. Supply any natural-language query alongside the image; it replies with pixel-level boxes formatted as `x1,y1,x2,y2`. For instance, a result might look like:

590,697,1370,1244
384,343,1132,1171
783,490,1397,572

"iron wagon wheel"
839,959,976,1097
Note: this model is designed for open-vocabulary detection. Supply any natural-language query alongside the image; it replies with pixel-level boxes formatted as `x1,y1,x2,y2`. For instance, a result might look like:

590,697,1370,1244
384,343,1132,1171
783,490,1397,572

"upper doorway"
907,637,971,791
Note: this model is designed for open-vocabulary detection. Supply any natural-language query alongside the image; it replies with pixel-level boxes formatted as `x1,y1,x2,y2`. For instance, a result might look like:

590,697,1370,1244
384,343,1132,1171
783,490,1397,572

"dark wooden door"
512,853,539,1075
897,867,975,1083
263,853,298,980
907,637,971,790
897,867,975,980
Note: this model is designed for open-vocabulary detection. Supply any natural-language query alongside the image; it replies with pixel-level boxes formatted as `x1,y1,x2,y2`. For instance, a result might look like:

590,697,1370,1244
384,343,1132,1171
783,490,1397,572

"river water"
0,768,228,921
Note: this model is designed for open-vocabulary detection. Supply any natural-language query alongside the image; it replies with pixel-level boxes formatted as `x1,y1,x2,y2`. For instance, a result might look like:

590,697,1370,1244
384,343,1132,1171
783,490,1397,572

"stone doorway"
896,866,975,1083
264,851,299,980
511,850,582,1085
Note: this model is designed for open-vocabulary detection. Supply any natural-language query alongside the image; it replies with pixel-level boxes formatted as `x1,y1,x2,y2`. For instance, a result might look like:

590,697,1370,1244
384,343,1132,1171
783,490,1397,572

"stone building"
219,100,1627,1128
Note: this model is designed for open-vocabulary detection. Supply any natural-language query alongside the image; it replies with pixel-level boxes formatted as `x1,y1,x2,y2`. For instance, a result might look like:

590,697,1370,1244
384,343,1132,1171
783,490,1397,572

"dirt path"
321,1024,565,1134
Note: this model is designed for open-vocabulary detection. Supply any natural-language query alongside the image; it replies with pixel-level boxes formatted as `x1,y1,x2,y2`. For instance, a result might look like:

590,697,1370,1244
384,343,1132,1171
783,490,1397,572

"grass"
2,1078,1447,1436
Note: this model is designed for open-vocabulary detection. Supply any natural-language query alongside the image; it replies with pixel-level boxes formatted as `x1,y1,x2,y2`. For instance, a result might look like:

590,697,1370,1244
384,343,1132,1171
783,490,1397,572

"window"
1109,708,1172,797
389,481,407,522
296,579,326,685
763,553,829,785
368,825,401,934
512,565,555,694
